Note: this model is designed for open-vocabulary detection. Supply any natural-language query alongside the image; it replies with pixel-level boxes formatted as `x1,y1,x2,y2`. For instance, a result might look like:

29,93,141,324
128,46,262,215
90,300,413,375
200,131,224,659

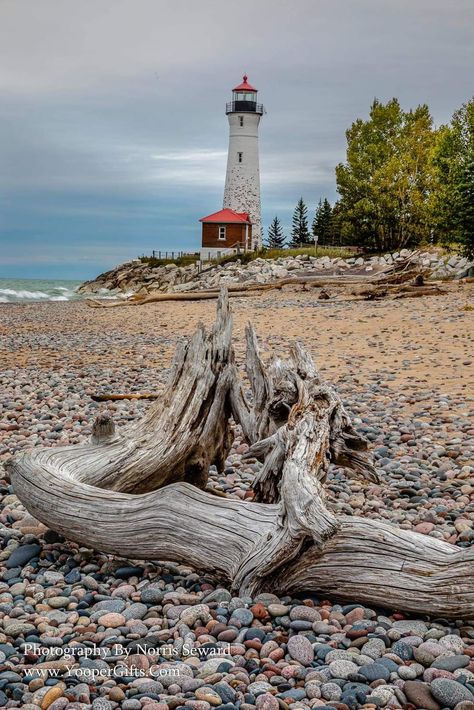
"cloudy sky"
1,0,473,279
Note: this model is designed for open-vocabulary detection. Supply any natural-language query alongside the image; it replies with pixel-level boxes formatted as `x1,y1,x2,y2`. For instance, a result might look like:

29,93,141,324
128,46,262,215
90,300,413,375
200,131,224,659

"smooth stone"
123,603,148,620
432,655,470,672
289,606,322,623
287,635,314,666
267,604,289,617
40,686,64,709
97,612,126,628
140,585,165,604
230,608,254,626
213,682,236,704
6,544,41,568
392,620,428,636
402,680,441,710
359,663,390,682
328,660,358,679
361,638,386,659
392,640,414,660
195,687,225,706
115,566,144,578
255,693,279,710
430,678,474,708
64,569,81,584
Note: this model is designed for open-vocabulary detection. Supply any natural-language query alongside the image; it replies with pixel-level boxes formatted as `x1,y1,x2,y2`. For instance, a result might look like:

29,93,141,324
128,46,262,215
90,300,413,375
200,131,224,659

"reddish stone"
196,625,210,636
262,664,281,673
268,648,285,661
251,603,269,620
414,522,435,534
245,639,262,651
345,607,365,625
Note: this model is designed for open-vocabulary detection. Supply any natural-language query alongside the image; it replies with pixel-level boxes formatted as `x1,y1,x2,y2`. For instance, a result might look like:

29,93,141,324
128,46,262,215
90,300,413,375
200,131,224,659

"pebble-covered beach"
1,286,474,710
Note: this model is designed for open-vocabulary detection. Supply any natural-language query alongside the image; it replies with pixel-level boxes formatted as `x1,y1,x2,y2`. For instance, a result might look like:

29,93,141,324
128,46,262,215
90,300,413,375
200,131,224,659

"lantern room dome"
232,74,257,92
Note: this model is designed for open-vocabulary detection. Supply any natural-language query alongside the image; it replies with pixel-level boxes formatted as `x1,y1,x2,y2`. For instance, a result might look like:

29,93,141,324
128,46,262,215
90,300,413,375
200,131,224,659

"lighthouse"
200,75,264,260
223,75,264,250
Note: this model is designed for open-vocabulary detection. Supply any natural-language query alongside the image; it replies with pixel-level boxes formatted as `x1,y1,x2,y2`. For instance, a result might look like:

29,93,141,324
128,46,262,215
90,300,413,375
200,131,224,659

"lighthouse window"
238,152,243,163
218,226,226,240
239,116,244,127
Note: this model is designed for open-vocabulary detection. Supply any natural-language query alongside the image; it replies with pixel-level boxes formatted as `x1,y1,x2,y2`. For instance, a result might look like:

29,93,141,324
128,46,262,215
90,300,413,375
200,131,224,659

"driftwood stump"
6,290,474,619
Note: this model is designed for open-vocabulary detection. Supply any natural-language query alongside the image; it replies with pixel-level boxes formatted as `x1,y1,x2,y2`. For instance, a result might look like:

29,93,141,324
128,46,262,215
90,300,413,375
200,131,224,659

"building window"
238,152,243,163
218,226,226,240
239,116,244,127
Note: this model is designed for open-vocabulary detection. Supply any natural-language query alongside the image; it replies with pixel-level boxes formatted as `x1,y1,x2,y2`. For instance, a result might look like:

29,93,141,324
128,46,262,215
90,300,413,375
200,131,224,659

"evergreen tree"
312,198,333,245
290,198,311,247
266,216,286,249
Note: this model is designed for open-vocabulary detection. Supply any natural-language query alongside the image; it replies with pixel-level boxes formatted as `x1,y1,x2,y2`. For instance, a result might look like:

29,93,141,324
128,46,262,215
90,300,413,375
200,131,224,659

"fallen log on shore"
86,255,435,308
7,289,473,619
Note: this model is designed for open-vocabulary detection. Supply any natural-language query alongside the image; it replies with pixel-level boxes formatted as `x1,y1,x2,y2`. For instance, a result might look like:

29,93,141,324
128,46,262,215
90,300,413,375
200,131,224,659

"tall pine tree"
266,216,286,249
290,198,311,247
312,198,333,245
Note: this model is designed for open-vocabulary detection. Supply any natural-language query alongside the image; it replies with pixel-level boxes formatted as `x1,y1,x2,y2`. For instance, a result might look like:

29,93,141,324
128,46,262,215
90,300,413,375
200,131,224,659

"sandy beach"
1,286,474,709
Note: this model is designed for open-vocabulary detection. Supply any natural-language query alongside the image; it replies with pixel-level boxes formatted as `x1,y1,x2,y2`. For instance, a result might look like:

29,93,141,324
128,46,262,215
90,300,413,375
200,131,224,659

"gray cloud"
0,0,473,278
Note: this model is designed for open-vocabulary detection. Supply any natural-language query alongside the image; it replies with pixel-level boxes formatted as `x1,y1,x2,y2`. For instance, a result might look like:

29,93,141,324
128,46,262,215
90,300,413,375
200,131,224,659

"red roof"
233,74,257,92
199,208,251,224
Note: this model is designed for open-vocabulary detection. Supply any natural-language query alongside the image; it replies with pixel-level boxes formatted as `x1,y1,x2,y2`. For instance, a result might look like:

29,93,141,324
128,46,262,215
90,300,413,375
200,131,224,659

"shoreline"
1,287,474,708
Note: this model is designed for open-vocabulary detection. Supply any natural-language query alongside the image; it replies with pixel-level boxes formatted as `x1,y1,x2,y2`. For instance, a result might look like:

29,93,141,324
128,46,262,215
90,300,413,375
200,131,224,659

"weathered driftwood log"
351,284,444,300
86,255,427,308
6,290,474,618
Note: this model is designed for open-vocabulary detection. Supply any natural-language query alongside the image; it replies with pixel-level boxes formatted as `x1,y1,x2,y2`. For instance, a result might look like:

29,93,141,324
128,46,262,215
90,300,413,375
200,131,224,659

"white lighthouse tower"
223,75,264,250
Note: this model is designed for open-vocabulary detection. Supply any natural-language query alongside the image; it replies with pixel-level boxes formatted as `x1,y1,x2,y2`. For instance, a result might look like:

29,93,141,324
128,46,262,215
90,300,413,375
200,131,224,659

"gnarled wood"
6,288,474,619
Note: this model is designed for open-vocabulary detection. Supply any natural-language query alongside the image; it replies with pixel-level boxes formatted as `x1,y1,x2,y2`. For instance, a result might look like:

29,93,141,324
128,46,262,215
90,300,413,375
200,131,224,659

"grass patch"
214,246,355,266
139,254,199,268
139,246,355,269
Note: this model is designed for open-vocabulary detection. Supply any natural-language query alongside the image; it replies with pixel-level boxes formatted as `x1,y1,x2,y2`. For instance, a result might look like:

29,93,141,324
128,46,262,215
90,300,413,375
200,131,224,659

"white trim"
218,225,226,240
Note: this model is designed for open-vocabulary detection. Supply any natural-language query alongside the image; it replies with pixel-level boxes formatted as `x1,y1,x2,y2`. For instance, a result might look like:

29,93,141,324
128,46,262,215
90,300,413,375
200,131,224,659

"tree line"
266,96,474,258
266,197,335,249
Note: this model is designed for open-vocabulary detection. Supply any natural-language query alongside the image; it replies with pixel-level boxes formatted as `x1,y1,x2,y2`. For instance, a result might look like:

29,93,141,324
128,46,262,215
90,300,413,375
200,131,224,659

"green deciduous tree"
336,99,437,251
266,216,286,249
290,198,311,247
455,157,474,259
312,198,333,245
431,97,474,257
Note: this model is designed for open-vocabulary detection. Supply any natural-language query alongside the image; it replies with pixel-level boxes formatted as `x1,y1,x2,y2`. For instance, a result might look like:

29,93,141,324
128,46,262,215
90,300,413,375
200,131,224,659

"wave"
0,283,82,303
0,288,50,300
0,282,136,303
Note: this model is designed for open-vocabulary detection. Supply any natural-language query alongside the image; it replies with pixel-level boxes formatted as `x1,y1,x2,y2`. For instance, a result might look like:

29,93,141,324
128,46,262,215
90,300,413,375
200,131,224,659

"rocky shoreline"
1,289,473,710
77,250,473,298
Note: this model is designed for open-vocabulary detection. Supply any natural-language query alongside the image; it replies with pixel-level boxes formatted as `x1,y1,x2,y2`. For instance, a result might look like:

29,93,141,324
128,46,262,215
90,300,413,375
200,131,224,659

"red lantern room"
226,74,264,115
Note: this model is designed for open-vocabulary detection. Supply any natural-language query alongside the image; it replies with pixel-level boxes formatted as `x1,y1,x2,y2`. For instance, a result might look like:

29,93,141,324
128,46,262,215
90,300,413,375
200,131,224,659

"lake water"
0,278,83,303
